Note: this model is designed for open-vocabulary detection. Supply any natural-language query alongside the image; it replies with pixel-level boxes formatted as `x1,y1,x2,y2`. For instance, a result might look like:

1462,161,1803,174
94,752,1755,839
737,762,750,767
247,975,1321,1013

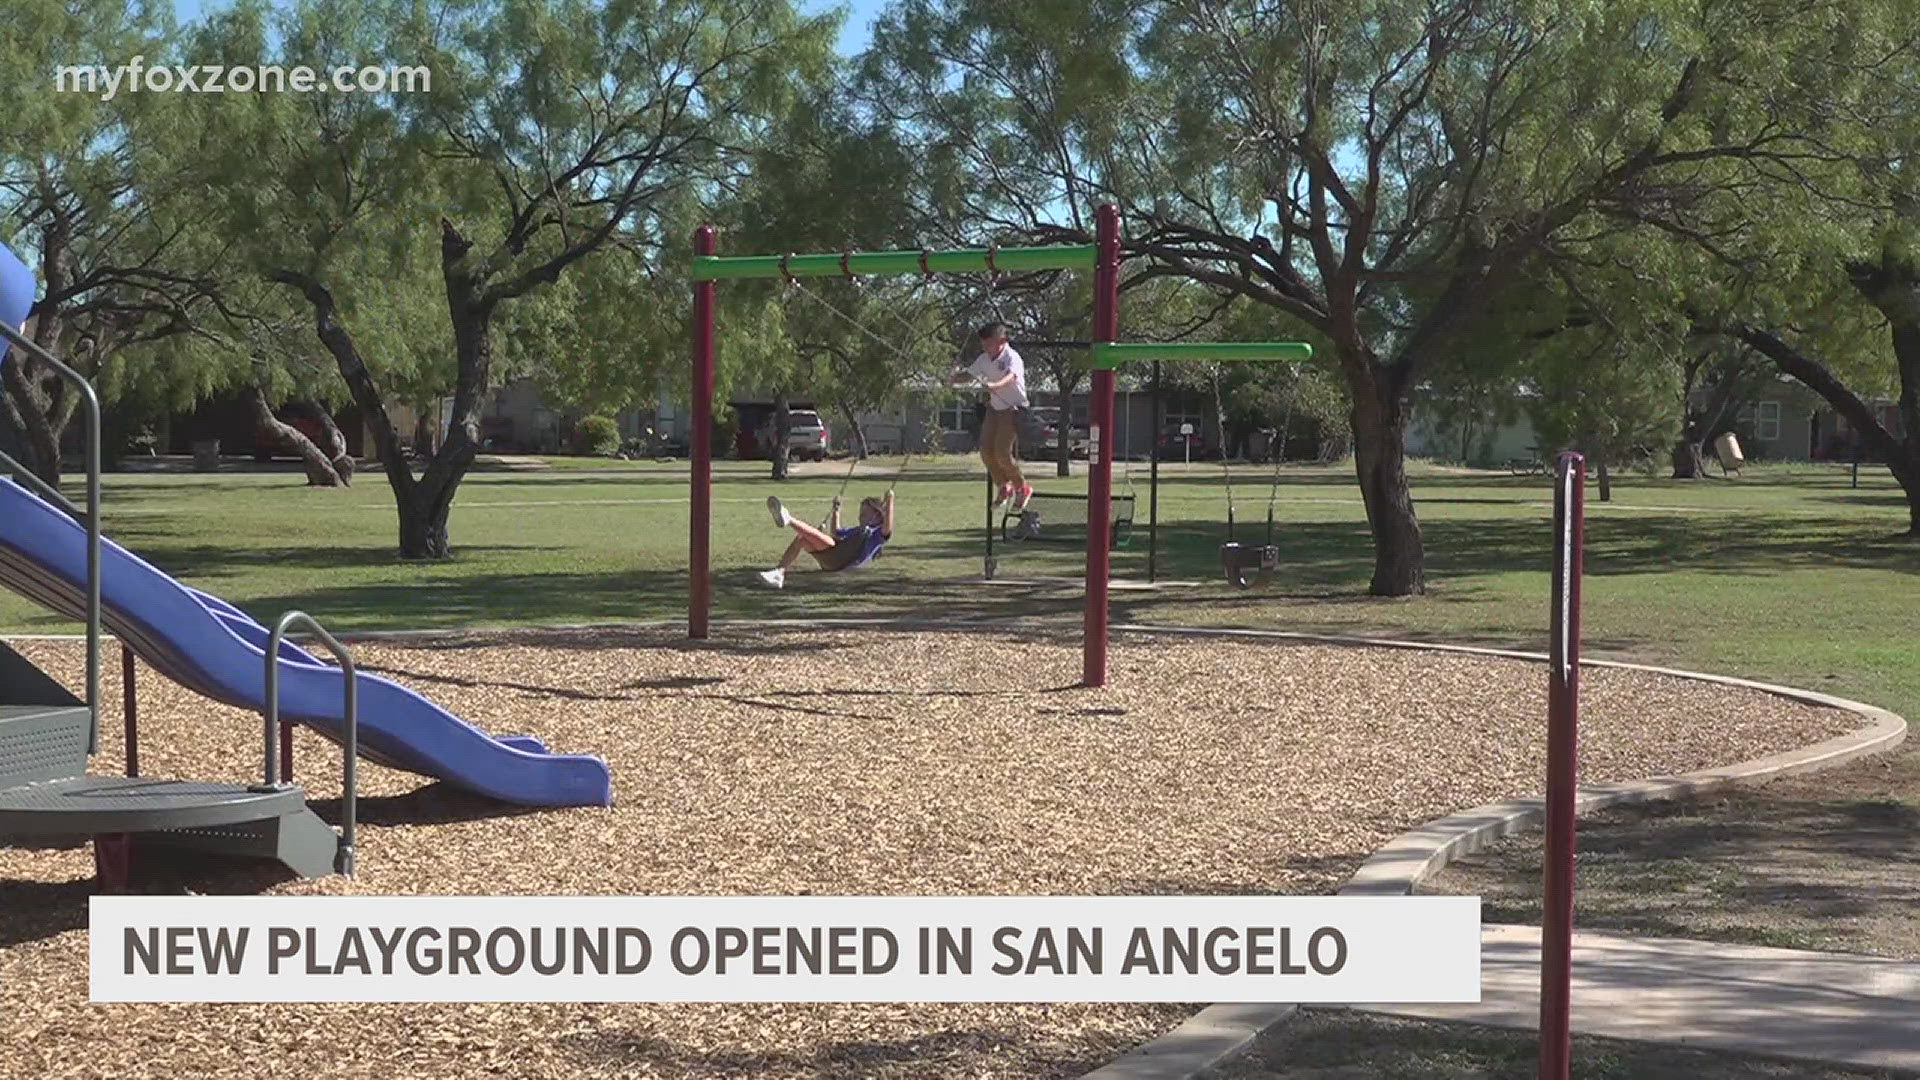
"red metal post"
120,644,137,777
690,225,717,639
1540,451,1585,1080
94,833,131,893
1083,204,1121,688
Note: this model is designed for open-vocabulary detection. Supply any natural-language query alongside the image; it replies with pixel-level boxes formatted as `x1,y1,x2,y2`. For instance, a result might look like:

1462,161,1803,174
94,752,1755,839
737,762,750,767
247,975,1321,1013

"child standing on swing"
951,322,1032,509
757,491,894,588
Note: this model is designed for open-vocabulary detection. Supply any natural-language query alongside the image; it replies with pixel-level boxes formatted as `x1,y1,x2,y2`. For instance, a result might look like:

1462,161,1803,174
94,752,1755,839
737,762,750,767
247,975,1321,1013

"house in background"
1815,399,1908,460
1737,377,1905,462
1403,375,1900,467
1406,410,1540,467
1701,377,1903,462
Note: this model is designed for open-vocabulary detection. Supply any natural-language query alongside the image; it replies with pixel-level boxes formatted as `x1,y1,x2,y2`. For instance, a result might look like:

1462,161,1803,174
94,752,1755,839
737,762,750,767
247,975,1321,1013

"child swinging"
756,491,894,588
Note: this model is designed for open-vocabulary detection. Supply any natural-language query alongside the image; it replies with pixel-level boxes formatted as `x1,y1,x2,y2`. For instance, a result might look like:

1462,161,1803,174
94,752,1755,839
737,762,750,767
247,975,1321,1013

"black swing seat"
1219,541,1279,588
999,491,1135,548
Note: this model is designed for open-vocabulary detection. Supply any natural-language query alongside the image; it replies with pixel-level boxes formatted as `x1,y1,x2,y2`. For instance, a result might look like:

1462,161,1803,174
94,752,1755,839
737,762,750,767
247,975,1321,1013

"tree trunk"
305,402,355,484
1055,369,1083,478
1349,386,1425,596
842,405,867,459
396,471,459,558
1596,458,1613,502
770,392,791,480
1671,438,1705,479
413,412,434,459
1733,320,1920,537
244,384,346,486
272,246,486,560
0,363,61,485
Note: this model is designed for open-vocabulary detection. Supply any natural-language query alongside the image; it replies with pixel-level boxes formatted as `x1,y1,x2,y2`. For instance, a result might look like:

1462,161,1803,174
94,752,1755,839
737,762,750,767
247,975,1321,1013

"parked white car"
762,409,830,461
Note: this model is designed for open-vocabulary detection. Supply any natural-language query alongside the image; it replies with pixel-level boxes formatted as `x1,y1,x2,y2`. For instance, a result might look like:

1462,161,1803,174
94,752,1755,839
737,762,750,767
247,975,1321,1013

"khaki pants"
980,407,1026,489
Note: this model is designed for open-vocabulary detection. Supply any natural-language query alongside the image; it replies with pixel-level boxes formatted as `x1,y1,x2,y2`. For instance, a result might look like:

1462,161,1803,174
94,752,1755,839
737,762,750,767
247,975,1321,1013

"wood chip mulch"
0,627,1859,1079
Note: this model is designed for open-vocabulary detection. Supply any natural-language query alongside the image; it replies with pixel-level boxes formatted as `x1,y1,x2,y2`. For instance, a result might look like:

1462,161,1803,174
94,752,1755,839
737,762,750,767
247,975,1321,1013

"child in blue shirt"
758,491,893,588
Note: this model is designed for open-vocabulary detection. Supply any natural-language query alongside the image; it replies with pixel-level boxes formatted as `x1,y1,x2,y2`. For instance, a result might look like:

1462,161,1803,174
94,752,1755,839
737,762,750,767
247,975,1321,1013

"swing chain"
1212,367,1236,540
1265,390,1294,546
786,278,929,369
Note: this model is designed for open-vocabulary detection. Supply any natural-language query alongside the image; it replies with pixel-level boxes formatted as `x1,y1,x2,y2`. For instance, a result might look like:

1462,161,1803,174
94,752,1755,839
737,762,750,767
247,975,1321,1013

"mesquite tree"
863,0,1870,593
191,0,834,556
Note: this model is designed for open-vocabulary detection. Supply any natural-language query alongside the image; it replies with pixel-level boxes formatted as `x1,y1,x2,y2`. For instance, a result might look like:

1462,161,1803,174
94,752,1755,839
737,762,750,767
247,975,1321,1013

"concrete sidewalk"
1360,924,1920,1073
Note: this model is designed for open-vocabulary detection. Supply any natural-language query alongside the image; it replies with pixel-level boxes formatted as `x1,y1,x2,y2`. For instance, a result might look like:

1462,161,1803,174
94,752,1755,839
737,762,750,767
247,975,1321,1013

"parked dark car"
1022,406,1089,460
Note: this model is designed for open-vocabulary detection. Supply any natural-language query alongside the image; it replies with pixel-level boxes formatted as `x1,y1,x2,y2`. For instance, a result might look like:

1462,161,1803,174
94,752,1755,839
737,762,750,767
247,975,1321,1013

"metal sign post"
1540,451,1585,1080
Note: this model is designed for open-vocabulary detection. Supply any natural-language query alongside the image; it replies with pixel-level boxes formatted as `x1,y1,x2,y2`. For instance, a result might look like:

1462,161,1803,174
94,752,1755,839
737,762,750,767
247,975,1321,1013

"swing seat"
998,492,1135,547
1219,542,1278,589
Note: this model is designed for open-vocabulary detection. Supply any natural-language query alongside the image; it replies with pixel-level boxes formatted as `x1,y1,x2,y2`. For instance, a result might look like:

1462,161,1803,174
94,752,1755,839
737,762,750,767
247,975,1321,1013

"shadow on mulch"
1115,854,1370,896
305,782,547,828
564,1028,1023,1077
358,662,635,703
0,876,95,948
560,1020,1180,1080
0,856,299,948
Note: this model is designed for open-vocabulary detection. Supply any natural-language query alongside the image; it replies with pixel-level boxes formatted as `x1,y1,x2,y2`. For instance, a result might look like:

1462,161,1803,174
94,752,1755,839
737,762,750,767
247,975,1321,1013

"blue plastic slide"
0,241,34,357
0,476,615,807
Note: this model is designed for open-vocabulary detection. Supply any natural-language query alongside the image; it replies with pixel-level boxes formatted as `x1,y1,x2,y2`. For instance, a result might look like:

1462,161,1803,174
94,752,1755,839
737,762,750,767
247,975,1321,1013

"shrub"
577,414,621,456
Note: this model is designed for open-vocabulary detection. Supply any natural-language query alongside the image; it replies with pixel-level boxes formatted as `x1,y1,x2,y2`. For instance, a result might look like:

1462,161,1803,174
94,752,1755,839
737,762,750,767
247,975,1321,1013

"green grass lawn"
6,454,1915,723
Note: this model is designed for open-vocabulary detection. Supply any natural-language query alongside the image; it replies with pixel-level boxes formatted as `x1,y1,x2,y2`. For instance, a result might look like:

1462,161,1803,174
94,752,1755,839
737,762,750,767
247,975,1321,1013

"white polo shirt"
966,345,1029,410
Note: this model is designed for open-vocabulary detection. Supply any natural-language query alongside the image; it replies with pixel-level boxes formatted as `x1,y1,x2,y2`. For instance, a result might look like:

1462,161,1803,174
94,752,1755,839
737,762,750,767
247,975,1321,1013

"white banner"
90,895,1480,1004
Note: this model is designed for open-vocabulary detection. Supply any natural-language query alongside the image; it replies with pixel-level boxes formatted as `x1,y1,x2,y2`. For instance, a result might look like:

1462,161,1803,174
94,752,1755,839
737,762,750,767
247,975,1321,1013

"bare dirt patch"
1425,744,1920,959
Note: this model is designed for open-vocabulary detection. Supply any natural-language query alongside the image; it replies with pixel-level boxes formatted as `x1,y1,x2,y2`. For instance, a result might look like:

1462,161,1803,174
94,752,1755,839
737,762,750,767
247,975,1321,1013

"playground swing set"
686,203,1312,687
773,255,1294,590
1213,368,1296,591
984,363,1296,593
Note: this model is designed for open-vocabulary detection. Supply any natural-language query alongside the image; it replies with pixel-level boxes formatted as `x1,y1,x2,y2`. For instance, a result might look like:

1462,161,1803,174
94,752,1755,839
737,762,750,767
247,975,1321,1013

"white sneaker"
766,496,792,528
757,567,786,588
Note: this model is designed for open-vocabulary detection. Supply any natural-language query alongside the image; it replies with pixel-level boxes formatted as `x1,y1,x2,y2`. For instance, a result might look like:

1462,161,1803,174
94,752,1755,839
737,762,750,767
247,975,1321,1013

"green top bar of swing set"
1089,341,1313,368
692,243,1096,281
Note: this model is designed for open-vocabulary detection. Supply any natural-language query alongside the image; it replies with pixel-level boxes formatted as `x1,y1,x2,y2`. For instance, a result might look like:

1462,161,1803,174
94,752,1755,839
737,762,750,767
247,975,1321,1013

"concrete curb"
1076,623,1909,1080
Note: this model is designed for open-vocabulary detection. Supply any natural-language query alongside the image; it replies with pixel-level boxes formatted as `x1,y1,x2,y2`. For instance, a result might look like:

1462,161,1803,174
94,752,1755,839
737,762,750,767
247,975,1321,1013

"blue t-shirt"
832,524,890,569
0,241,34,365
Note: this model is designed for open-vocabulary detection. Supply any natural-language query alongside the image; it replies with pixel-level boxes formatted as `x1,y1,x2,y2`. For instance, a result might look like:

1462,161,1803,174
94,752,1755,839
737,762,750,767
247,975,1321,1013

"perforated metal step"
135,808,342,878
0,775,308,835
0,704,91,789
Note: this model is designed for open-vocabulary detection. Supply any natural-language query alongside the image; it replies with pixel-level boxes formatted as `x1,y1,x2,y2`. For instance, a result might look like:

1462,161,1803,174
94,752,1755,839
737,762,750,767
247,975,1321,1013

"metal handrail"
0,321,102,754
265,611,358,877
